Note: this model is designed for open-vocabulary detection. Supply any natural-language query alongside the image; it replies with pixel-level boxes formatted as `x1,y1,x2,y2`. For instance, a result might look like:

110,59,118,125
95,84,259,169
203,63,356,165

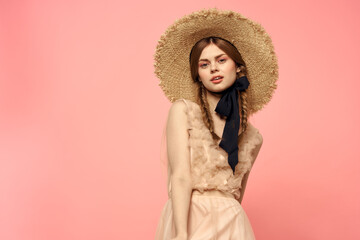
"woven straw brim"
154,8,279,114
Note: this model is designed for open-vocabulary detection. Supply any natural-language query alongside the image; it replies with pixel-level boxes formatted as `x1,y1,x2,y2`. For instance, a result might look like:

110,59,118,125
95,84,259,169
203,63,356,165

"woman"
154,8,279,240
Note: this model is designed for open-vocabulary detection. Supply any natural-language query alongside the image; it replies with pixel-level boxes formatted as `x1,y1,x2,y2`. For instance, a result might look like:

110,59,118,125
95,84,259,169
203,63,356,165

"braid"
237,65,249,144
240,91,248,134
198,84,221,143
237,90,248,144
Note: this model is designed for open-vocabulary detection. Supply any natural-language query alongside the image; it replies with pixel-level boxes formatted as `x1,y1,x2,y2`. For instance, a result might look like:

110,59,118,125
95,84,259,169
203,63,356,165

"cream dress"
155,98,263,240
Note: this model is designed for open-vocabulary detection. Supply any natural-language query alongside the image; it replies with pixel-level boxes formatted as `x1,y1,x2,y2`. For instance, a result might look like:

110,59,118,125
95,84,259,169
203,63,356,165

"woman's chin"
207,87,227,95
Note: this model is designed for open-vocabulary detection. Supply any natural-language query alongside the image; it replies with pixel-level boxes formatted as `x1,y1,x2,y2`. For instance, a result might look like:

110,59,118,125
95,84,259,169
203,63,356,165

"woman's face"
198,43,240,93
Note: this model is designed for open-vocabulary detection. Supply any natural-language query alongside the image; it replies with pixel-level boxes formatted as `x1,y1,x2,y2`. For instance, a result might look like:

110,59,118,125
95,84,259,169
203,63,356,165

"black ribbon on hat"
215,76,250,174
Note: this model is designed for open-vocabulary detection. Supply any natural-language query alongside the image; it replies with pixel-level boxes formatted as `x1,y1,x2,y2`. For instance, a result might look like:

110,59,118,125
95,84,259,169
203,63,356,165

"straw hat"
154,8,279,114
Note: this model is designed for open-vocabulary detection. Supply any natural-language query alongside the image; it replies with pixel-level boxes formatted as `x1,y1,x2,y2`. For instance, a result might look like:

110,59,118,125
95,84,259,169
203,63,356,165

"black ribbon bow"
215,76,250,174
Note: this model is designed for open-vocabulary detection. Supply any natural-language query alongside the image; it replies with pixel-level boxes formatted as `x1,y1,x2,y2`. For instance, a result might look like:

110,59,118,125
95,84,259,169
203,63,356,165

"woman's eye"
200,63,208,68
219,58,226,63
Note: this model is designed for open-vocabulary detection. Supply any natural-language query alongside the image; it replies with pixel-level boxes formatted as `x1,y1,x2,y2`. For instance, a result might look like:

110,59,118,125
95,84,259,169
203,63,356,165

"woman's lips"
211,77,223,83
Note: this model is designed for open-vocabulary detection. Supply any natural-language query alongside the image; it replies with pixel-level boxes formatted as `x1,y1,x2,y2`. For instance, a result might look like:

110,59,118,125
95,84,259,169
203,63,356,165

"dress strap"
175,98,189,107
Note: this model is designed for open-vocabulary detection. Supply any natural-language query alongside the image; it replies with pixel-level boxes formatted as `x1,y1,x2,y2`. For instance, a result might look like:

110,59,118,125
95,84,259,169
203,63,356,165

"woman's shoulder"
173,98,198,107
169,99,188,116
168,99,195,130
172,98,202,114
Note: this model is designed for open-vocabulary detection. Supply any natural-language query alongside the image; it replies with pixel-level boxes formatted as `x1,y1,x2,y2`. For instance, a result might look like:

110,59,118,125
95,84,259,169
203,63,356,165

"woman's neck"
206,90,222,112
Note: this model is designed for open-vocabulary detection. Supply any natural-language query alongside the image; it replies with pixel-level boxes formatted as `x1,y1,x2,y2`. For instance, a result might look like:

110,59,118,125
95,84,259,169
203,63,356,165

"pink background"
1,0,359,239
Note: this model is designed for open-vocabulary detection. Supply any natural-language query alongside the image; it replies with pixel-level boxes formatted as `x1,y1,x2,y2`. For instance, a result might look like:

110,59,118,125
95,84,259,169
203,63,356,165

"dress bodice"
167,98,263,200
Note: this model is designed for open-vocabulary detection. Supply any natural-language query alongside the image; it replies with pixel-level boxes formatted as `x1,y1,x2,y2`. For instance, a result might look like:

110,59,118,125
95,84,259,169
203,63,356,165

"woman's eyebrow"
199,54,226,62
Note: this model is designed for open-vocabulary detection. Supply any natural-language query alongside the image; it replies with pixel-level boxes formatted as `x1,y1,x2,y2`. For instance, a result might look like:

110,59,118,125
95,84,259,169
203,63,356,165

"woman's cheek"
223,62,236,72
198,70,207,79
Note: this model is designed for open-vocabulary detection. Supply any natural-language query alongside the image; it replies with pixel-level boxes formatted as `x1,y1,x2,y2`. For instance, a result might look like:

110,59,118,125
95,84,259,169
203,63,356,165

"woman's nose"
210,62,218,72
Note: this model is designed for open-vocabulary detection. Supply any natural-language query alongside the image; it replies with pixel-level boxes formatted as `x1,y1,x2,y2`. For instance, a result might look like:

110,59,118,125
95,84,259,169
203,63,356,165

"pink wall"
0,0,359,239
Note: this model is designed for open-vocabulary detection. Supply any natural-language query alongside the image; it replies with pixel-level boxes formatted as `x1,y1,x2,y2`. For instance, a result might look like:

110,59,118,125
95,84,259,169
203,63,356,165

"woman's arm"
166,100,192,239
238,134,263,204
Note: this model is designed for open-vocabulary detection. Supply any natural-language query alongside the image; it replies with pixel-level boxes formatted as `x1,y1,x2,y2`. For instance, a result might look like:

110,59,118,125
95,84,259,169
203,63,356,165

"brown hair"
189,36,249,144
